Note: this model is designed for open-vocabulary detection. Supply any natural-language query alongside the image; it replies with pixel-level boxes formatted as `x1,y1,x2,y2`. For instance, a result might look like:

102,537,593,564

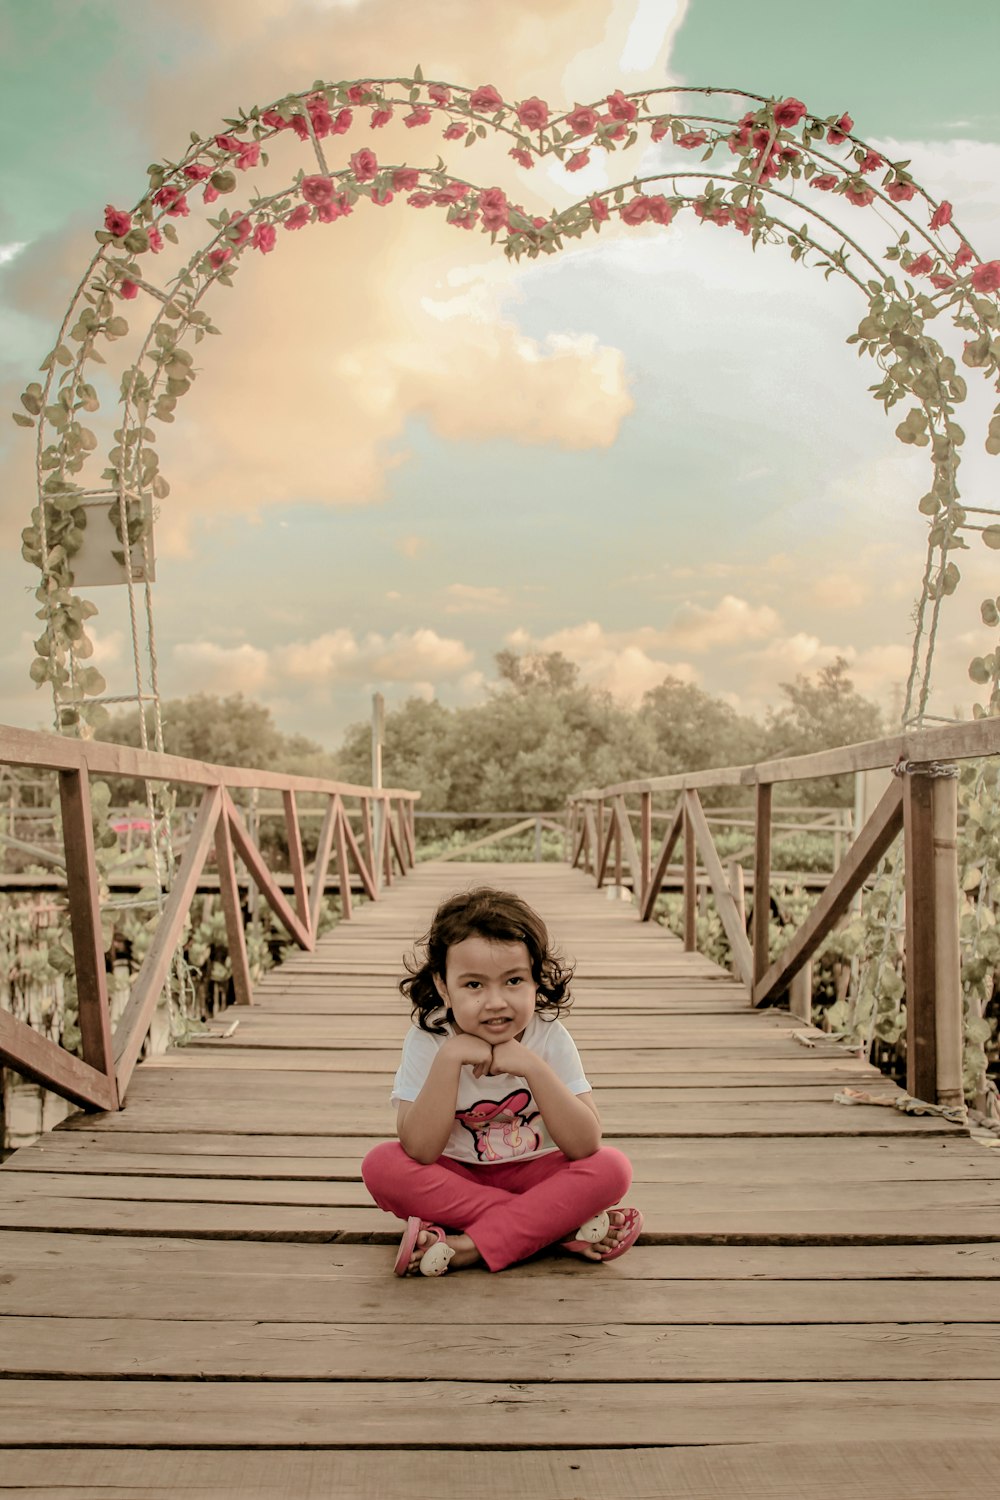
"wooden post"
533,817,543,863
613,814,622,886
333,804,353,921
752,782,772,989
58,768,115,1087
282,790,310,937
789,961,812,1024
727,858,746,930
371,693,384,892
640,792,652,910
214,805,253,1007
903,765,962,1105
360,797,376,897
682,801,697,952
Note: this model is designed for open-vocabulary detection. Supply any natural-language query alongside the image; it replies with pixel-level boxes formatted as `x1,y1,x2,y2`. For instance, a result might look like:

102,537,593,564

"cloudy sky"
2,0,999,747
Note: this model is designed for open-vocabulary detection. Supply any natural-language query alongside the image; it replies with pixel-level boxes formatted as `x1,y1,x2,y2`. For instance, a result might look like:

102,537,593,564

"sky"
1,0,999,749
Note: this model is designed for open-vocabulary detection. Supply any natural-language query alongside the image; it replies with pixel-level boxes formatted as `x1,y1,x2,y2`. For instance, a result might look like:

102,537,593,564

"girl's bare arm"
397,1035,492,1163
490,1040,602,1159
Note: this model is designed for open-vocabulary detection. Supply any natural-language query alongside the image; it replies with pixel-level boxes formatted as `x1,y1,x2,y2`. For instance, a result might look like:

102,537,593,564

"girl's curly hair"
400,886,574,1035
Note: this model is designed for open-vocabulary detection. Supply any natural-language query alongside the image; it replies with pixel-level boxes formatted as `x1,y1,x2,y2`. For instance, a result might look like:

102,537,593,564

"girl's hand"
442,1033,494,1078
488,1038,534,1079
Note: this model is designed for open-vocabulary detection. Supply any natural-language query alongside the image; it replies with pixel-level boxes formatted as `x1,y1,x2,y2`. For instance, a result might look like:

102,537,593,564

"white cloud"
445,584,511,613
170,625,473,696
665,595,781,649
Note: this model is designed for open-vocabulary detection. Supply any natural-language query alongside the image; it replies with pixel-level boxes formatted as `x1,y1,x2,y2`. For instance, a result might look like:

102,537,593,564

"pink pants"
361,1140,632,1272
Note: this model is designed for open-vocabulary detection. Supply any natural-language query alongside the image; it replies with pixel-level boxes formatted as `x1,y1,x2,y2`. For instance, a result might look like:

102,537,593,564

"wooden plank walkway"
2,860,1000,1497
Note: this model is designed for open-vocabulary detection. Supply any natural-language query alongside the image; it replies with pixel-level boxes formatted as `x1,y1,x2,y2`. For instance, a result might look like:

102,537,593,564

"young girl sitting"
361,886,643,1276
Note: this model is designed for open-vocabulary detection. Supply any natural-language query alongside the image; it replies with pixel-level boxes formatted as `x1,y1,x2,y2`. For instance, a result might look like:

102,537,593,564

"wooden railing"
0,724,418,1115
568,717,1000,1108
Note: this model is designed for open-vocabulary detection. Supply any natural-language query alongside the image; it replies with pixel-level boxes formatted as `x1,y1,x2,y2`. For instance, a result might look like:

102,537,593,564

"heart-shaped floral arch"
14,73,1000,740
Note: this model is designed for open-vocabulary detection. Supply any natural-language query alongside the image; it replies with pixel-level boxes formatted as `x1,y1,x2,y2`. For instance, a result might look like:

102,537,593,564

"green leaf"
11,411,34,428
982,526,1000,550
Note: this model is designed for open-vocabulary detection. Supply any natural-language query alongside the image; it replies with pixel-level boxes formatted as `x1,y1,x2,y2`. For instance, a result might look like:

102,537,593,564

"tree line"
102,651,885,812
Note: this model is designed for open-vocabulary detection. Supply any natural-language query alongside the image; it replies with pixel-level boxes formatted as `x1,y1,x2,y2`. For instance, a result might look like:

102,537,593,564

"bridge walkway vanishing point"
2,860,1000,1497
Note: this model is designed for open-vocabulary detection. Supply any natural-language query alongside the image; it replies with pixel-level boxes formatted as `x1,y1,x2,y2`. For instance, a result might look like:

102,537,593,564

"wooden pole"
752,782,772,991
57,768,115,1086
371,693,384,893
789,961,812,1024
640,792,652,911
682,802,697,952
902,767,944,1102
931,772,963,1107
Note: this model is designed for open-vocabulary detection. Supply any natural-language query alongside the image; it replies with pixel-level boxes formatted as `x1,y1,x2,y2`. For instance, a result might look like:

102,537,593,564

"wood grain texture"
1,858,995,1489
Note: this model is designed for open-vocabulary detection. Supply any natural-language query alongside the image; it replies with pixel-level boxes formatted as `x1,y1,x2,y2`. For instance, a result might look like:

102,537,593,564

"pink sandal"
393,1216,455,1277
561,1207,643,1262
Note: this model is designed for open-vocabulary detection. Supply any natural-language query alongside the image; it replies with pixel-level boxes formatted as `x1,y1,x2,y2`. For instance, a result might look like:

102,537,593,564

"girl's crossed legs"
362,1140,633,1272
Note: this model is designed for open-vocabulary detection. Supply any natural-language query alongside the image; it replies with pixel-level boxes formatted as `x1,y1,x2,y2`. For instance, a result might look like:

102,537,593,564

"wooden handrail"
568,724,992,1109
0,721,418,1116
573,716,1000,799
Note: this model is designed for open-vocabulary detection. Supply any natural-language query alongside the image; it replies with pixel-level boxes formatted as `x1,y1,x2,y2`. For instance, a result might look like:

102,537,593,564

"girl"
361,886,643,1277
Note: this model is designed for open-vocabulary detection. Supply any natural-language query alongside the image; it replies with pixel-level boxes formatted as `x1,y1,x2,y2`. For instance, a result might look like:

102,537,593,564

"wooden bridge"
2,722,1000,1496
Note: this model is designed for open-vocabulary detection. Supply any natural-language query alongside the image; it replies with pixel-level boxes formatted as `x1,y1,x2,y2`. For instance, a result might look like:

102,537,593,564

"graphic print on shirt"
455,1089,542,1162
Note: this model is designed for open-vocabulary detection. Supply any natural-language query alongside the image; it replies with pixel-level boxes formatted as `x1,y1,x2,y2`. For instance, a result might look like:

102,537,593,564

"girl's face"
433,933,538,1043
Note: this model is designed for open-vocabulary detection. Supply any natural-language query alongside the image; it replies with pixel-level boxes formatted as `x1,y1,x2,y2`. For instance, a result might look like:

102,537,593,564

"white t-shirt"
390,1012,591,1166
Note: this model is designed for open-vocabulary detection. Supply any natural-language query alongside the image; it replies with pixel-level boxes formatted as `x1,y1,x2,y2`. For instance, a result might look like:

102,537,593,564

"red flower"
605,89,637,123
253,222,276,254
930,273,954,289
428,85,452,105
752,128,772,151
509,147,533,169
331,108,353,135
532,216,548,229
370,107,393,128
566,104,600,136
774,98,806,128
288,116,310,141
695,201,731,227
930,200,953,231
370,187,393,207
404,107,431,128
603,121,628,142
261,110,286,130
844,183,874,207
119,279,138,300
307,104,333,137
906,253,933,276
620,195,651,225
810,174,838,191
479,187,509,232
283,204,311,230
971,261,1000,294
434,182,468,204
677,130,707,150
777,145,800,164
147,225,163,253
318,194,352,223
450,209,478,230
208,247,231,270
565,149,590,172
469,84,504,112
645,195,674,225
886,180,916,203
153,184,189,216
650,118,669,142
228,215,252,246
588,196,609,222
953,243,973,269
827,112,853,144
104,204,132,237
183,162,212,181
516,96,549,130
859,150,882,174
301,175,336,207
407,192,435,208
732,205,754,236
346,85,366,105
349,149,379,182
393,168,420,191
443,122,467,140
203,184,219,205
215,133,242,152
